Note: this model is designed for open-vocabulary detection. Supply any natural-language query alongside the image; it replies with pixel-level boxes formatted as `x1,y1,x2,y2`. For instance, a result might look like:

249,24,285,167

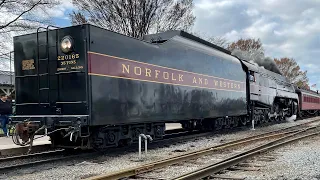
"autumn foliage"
227,38,264,54
227,38,310,88
274,58,310,89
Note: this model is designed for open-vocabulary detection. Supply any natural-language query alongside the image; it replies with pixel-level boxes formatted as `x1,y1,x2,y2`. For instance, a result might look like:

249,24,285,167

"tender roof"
142,30,231,55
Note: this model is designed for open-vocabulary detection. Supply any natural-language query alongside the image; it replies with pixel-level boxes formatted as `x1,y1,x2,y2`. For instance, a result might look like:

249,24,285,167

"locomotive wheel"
253,112,260,125
232,117,239,128
214,119,222,130
279,111,285,121
240,118,247,126
276,113,282,122
263,110,269,123
271,117,276,122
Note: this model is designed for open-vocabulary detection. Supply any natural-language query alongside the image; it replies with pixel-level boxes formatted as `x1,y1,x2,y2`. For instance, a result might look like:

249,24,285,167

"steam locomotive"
10,24,319,149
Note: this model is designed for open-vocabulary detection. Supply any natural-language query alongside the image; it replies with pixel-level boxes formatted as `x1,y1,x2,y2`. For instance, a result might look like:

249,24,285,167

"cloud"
193,0,320,88
42,0,74,18
0,0,319,89
245,9,259,17
27,0,74,20
0,0,74,55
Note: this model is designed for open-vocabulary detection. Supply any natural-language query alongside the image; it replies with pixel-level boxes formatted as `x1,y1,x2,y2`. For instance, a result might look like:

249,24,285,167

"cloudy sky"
192,0,320,90
9,0,320,90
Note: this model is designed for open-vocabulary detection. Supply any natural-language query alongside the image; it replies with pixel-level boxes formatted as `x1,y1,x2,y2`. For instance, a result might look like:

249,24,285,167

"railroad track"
0,129,214,174
85,118,320,180
1,117,319,176
0,144,53,157
172,126,320,180
0,149,65,163
0,149,93,174
0,115,308,158
0,119,289,173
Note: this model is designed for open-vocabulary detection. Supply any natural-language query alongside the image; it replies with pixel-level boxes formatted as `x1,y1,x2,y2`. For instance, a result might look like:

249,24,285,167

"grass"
0,127,14,136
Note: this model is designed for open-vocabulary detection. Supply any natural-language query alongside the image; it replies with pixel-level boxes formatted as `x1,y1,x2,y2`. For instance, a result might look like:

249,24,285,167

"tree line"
0,0,310,89
224,38,309,90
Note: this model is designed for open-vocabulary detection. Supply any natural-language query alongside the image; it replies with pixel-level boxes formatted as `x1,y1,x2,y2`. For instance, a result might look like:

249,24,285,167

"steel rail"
172,126,319,180
0,131,219,174
2,118,319,177
0,150,100,174
85,119,320,180
0,149,65,163
0,144,53,156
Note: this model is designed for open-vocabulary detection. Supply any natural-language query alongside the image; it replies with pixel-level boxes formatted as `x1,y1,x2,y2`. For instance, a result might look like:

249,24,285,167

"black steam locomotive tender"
11,24,298,149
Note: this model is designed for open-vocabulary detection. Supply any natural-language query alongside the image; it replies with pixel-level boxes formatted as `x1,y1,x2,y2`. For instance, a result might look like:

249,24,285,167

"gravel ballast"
1,117,319,180
221,135,320,180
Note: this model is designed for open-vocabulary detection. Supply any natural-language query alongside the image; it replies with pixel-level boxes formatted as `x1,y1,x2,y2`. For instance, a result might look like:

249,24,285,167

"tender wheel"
240,117,247,126
214,118,222,130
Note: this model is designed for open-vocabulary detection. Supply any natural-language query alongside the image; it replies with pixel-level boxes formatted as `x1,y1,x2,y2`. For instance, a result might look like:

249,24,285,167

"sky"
191,0,320,91
8,0,320,90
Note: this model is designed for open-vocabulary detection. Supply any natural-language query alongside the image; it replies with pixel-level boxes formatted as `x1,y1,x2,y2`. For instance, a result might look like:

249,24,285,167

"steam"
231,49,282,75
285,115,297,122
257,57,282,75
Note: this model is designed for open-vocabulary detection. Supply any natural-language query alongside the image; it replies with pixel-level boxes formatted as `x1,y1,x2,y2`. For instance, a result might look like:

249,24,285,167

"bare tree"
190,31,229,48
70,0,196,38
71,12,88,25
206,36,229,48
274,57,309,89
0,0,60,53
0,0,60,31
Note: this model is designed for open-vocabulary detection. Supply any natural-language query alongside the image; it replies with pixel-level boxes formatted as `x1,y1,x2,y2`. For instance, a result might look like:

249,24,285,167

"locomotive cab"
248,71,255,82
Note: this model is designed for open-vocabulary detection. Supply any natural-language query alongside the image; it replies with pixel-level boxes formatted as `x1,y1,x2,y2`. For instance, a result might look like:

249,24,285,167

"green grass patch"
0,128,14,135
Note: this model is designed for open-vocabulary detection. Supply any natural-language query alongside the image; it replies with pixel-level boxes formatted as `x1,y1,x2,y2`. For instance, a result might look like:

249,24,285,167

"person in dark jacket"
0,93,12,137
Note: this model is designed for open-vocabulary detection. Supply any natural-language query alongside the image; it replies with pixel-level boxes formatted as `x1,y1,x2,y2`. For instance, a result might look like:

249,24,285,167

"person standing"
0,93,12,137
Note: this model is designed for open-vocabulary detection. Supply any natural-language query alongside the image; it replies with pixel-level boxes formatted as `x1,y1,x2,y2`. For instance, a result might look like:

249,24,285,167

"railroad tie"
259,155,278,159
254,157,276,162
236,162,265,167
227,166,261,171
209,174,246,180
134,175,167,180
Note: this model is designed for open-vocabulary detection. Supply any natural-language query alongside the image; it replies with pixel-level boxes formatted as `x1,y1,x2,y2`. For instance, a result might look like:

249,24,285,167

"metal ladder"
36,25,59,107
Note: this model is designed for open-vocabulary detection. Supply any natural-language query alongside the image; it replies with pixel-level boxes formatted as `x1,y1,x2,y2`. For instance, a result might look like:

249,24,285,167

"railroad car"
10,24,299,149
295,88,320,117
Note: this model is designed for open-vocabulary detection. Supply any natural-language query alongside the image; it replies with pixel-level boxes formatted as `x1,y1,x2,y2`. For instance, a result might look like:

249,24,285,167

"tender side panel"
88,26,247,126
13,26,88,116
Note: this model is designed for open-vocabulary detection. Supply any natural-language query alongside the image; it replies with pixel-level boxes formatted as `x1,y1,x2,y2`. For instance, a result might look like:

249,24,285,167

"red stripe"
88,52,246,92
